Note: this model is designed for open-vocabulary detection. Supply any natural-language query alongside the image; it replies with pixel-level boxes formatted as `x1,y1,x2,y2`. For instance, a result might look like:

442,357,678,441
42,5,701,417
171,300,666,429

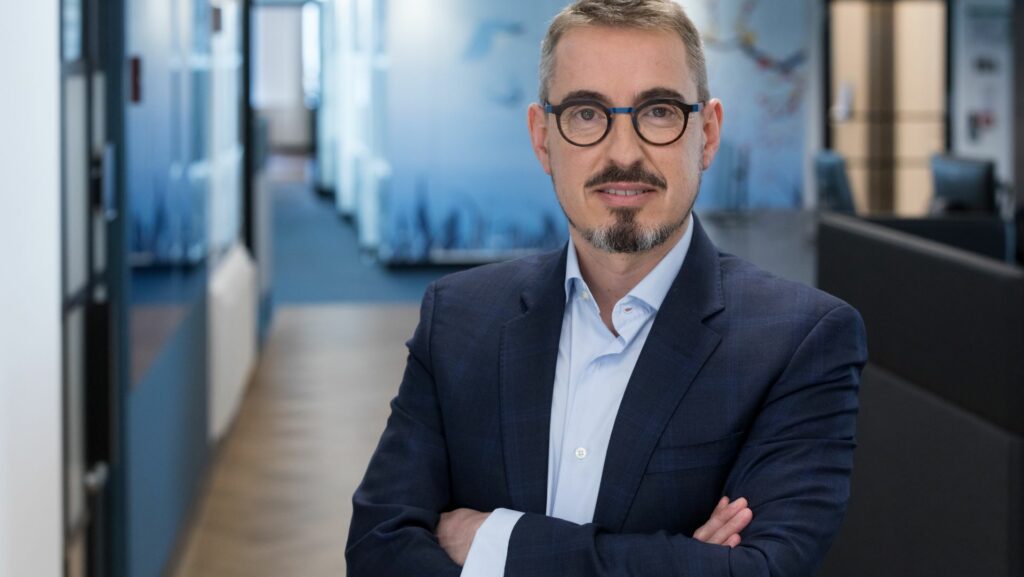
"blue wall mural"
373,0,812,263
379,0,568,263
687,0,811,211
124,0,217,576
127,0,211,265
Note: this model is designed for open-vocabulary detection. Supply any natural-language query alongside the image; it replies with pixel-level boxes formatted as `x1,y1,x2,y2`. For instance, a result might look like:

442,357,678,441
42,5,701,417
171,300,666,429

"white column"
0,0,64,575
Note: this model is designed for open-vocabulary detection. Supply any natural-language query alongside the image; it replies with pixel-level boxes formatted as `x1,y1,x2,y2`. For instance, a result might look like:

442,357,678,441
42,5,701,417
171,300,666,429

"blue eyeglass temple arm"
544,102,704,114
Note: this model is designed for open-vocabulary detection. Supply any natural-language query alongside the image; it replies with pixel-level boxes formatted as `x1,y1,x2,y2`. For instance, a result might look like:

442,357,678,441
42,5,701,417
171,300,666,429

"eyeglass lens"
558,101,689,146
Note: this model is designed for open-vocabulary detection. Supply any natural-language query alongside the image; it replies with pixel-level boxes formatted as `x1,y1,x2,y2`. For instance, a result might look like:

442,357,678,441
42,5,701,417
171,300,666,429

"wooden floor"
171,304,419,577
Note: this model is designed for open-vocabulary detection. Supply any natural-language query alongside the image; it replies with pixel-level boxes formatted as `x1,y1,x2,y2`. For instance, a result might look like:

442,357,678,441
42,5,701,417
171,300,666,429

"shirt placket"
556,288,623,522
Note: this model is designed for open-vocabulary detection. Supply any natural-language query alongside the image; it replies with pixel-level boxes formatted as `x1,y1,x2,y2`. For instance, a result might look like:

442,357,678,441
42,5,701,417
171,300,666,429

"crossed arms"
436,496,754,566
345,284,867,577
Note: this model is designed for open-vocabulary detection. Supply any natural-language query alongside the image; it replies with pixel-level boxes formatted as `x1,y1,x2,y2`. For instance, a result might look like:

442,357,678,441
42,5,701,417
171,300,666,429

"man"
346,1,867,575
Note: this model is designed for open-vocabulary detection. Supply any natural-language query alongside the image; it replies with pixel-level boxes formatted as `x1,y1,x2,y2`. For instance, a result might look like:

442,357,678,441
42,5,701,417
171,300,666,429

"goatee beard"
576,207,688,254
553,161,701,254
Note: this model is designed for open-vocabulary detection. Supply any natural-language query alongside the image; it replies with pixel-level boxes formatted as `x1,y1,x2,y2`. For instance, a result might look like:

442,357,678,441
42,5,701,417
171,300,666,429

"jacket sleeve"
345,283,462,577
504,303,868,577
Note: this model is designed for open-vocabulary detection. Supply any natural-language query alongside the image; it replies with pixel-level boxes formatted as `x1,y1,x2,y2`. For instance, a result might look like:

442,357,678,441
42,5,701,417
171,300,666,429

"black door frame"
101,0,129,574
59,0,127,573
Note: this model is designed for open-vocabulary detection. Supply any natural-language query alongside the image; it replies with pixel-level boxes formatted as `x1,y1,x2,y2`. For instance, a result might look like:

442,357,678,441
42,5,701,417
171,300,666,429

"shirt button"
575,447,588,460
581,292,591,301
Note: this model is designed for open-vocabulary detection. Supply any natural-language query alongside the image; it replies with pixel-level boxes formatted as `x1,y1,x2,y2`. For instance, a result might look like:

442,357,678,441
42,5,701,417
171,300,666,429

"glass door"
827,0,948,215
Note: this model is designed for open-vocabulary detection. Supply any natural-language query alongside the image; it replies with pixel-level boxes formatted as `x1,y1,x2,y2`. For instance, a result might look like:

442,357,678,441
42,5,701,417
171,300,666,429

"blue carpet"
272,182,471,303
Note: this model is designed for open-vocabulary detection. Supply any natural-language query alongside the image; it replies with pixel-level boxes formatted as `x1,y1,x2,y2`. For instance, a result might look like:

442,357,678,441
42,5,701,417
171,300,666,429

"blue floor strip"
272,182,470,304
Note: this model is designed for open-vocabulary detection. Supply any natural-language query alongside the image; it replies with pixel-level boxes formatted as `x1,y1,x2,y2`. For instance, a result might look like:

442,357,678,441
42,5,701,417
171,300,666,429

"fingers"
693,497,729,541
693,497,744,540
693,497,752,546
708,503,753,545
712,496,729,515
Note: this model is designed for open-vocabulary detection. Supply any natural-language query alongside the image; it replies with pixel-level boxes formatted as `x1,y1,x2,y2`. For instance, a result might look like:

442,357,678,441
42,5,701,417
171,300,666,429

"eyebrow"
635,87,689,102
559,89,609,104
555,86,691,106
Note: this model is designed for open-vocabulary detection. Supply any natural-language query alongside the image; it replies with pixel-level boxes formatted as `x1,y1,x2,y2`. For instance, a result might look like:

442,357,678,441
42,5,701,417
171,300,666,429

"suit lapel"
592,216,726,531
499,247,567,514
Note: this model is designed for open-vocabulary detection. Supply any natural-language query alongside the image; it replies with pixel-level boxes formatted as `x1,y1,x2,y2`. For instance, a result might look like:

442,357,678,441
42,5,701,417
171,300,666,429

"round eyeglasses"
544,98,703,147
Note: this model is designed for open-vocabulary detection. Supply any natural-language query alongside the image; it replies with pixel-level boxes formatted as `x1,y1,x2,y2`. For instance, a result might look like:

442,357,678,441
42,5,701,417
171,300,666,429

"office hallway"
171,304,417,577
269,154,468,304
165,155,469,576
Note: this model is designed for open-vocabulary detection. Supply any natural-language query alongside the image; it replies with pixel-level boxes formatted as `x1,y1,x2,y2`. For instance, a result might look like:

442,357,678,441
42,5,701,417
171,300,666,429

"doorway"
826,0,950,215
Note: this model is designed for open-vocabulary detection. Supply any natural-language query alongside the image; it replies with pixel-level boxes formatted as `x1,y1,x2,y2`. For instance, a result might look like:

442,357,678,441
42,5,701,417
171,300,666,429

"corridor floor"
172,304,417,577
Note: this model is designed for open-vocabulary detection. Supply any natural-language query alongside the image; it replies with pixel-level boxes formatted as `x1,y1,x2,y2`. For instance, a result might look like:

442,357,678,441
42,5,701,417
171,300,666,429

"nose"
604,111,645,167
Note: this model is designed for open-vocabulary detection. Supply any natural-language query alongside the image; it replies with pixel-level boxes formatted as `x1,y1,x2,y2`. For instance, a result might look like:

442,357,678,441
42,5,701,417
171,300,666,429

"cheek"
551,152,595,196
667,145,704,188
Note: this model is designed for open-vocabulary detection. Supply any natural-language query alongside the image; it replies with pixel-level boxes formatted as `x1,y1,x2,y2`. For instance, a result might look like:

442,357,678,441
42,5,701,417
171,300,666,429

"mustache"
585,162,667,190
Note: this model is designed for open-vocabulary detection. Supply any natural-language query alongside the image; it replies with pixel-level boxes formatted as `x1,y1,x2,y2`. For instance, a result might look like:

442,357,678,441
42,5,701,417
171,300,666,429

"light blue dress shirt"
461,218,694,576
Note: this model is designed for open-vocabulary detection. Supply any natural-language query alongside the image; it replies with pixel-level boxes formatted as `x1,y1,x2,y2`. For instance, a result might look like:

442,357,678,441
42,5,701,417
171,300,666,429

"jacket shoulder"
428,248,563,311
717,252,856,322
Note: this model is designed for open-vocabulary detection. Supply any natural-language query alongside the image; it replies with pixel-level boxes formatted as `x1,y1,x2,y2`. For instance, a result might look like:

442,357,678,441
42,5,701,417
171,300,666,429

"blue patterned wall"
127,0,210,265
376,0,812,262
380,0,568,263
124,0,214,576
686,0,811,210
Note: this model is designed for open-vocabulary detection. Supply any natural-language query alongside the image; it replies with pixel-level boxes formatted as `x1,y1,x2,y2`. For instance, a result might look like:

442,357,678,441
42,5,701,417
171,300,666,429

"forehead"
549,25,694,101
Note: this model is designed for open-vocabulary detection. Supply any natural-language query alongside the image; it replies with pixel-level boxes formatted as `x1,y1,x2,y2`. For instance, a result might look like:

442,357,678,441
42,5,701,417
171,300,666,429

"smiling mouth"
598,187,656,196
594,181,660,197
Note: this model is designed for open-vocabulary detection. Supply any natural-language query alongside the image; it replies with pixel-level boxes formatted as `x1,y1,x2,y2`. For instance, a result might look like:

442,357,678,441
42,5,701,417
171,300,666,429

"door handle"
100,143,117,221
84,462,109,495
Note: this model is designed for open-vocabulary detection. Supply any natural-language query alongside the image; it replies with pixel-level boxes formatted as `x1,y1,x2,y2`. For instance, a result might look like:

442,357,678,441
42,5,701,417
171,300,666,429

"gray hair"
538,0,710,104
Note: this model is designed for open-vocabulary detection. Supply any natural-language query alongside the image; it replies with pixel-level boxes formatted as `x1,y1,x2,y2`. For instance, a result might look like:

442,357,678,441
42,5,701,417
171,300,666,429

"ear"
528,103,553,175
700,98,724,171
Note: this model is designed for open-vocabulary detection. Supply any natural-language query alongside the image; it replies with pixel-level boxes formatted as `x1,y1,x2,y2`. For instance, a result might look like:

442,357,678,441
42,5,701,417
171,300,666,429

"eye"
644,105,679,120
570,105,603,123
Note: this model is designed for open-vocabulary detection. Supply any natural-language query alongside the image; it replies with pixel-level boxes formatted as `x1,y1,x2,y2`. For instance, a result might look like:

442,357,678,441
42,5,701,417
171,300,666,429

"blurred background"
1,0,1021,576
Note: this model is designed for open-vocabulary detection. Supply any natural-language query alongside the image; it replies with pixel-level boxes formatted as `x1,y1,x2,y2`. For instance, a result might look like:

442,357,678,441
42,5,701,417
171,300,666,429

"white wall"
207,246,257,443
0,0,64,575
803,0,824,209
253,5,311,150
209,0,244,254
1016,1,1024,206
951,0,1015,184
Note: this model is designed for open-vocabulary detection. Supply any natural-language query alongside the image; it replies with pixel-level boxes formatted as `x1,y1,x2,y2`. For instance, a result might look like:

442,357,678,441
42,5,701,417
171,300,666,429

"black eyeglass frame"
543,97,704,147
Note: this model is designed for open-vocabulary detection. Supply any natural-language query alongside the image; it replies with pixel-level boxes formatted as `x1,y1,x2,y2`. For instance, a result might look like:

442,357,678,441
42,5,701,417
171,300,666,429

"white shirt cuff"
459,508,525,577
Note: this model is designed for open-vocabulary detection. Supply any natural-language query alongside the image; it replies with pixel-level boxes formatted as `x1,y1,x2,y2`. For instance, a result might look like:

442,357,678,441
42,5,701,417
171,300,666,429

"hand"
692,496,753,548
436,508,490,566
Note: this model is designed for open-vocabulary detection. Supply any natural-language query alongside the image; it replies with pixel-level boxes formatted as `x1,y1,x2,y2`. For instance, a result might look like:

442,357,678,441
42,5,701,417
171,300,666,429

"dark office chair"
815,150,856,213
928,154,996,214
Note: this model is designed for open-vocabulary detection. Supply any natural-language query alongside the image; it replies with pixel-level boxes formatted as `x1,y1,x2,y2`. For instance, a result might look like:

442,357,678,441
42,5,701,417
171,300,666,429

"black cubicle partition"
866,215,1011,262
816,213,1024,577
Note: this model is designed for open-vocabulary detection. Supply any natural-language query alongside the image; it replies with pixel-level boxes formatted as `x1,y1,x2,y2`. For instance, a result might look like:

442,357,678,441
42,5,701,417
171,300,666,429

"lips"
594,182,658,196
591,182,659,208
599,187,655,196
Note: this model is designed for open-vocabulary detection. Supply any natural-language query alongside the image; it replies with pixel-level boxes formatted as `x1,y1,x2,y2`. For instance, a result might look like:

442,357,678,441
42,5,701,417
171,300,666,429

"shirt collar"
563,213,694,312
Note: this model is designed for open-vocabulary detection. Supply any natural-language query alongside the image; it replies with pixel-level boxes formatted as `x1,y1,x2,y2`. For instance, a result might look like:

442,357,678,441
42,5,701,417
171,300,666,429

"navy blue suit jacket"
346,216,868,576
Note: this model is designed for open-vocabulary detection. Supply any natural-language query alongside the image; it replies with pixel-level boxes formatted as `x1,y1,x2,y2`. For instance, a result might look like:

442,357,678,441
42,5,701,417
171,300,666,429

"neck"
571,218,689,329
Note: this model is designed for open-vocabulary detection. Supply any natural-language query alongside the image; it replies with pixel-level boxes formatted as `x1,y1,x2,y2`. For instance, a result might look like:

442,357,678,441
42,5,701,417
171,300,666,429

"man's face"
528,25,723,254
